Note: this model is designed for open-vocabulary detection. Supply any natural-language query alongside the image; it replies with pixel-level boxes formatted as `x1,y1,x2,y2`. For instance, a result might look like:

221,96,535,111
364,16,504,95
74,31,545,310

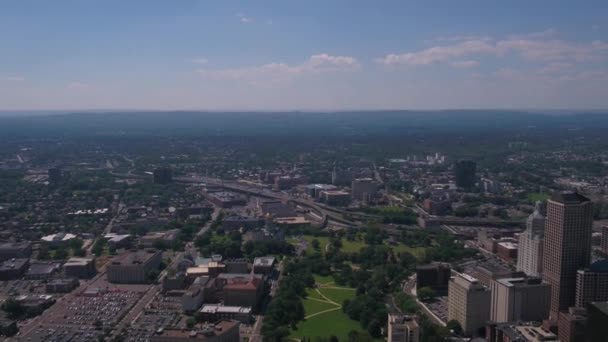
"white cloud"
3,76,25,82
450,60,479,68
377,40,495,66
197,54,360,84
236,12,253,24
377,30,608,66
191,58,208,65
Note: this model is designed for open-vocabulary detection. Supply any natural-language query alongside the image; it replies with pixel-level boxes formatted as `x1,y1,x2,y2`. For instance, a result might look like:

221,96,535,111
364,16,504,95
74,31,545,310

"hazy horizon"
2,0,608,111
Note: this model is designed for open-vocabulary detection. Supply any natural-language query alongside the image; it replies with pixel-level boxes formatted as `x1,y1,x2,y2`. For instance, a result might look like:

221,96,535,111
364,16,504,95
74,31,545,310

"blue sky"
1,0,607,110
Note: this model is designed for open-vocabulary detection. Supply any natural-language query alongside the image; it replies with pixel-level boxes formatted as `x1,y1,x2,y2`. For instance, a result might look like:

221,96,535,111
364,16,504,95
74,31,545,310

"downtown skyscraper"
517,201,546,277
542,192,594,320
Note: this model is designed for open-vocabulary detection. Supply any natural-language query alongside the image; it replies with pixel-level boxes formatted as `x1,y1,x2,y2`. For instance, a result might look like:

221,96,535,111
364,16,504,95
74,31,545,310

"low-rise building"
273,216,310,228
222,276,263,310
64,257,96,279
207,192,246,208
186,261,226,279
496,242,518,263
104,233,132,249
0,242,32,261
224,259,248,274
387,314,419,342
162,272,187,291
0,258,29,280
423,198,451,216
305,184,338,199
107,249,162,284
45,278,79,293
25,261,61,280
199,305,253,323
319,190,351,206
274,175,308,190
260,200,297,218
416,263,451,296
182,276,218,313
40,233,77,247
150,321,239,342
140,230,179,248
221,216,262,231
486,322,557,342
253,257,275,275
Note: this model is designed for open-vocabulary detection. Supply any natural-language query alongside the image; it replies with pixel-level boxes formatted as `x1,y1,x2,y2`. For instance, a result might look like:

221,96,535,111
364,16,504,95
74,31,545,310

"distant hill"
0,110,607,137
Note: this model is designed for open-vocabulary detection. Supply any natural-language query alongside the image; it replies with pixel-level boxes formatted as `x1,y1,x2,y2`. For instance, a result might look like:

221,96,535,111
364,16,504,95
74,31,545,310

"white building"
517,202,545,277
448,273,491,336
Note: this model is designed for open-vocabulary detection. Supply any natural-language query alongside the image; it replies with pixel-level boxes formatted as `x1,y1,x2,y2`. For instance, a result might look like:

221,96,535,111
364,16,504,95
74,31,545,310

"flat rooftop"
0,258,28,271
200,305,252,314
65,257,94,267
253,256,276,266
152,321,238,339
109,250,159,266
497,242,518,249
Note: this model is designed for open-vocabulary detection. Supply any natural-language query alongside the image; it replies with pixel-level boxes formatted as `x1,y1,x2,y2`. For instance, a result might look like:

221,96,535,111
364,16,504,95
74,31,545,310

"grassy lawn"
289,307,363,341
390,244,427,259
527,192,550,202
313,274,335,285
317,287,356,306
341,239,367,253
305,287,325,300
289,235,429,261
210,233,230,243
302,297,339,316
290,276,366,341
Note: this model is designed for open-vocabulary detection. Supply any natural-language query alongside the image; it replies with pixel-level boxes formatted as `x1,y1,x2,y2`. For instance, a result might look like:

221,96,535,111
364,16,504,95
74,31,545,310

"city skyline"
1,0,608,110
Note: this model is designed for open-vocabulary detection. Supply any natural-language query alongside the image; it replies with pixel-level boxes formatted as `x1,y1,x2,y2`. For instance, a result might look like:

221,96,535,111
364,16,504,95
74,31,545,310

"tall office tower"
387,314,419,342
517,201,546,277
575,259,608,308
48,167,63,183
448,273,491,336
454,160,477,190
490,276,551,323
601,226,608,254
153,167,173,184
588,302,608,342
542,192,594,320
351,178,379,202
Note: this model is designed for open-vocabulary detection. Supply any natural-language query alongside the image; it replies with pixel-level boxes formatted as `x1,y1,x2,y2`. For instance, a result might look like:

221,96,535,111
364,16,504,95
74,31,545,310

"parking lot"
16,325,100,342
124,311,182,342
44,290,143,326
425,296,449,323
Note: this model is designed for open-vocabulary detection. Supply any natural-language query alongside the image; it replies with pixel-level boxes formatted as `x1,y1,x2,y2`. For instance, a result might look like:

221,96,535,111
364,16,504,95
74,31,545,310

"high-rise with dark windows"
454,160,476,190
542,192,594,320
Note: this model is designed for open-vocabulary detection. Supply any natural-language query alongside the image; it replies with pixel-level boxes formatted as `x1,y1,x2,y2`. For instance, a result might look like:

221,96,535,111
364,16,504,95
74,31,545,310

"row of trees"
262,258,312,341
194,229,295,261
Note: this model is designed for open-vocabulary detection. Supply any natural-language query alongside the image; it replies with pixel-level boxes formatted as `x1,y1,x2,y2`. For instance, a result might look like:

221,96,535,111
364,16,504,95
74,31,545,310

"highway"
174,175,368,228
109,171,380,228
